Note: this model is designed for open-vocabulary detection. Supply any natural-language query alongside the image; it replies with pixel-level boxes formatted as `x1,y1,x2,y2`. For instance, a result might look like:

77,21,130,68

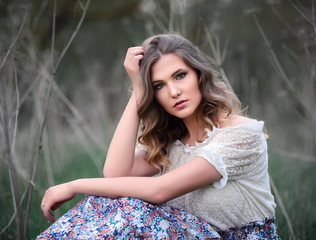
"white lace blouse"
165,120,276,231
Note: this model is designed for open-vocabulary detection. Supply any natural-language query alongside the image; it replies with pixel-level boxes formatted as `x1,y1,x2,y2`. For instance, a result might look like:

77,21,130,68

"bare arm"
103,47,158,178
41,156,222,221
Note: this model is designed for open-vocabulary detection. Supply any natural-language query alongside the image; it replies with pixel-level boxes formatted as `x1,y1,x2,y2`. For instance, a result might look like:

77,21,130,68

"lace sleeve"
210,128,268,180
191,149,228,189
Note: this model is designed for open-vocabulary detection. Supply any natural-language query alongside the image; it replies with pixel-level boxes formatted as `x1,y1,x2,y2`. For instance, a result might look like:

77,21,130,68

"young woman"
37,34,279,239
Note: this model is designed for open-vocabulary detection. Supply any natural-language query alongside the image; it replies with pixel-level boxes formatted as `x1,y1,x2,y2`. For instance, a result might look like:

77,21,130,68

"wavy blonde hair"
137,34,241,172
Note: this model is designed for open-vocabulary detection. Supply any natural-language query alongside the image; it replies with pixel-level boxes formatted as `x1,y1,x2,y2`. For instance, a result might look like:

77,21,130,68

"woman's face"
151,53,202,121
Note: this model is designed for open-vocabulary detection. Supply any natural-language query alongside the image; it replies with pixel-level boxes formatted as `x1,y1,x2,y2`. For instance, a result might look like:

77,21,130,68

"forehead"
151,54,189,81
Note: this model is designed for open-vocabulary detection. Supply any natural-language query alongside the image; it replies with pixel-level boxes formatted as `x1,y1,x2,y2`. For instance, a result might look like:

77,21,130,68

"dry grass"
0,1,93,238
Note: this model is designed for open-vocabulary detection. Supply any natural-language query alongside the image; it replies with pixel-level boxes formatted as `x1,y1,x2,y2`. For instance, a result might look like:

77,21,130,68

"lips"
174,100,187,108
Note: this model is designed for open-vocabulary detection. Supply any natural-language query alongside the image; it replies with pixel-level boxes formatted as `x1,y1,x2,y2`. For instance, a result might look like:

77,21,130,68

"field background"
0,0,315,239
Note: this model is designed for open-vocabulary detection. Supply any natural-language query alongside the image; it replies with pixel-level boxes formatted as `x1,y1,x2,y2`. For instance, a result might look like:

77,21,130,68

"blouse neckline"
174,120,264,149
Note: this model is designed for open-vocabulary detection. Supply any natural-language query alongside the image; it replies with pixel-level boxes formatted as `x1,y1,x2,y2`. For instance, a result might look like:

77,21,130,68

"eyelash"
153,72,187,90
154,83,164,90
176,72,187,80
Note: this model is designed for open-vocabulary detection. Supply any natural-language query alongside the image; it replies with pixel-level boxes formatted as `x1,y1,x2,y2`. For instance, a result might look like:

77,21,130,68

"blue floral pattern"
37,195,279,239
220,217,279,240
36,195,221,239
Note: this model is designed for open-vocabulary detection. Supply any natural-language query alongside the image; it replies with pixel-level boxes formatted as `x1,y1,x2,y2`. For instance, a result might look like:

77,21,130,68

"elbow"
103,169,111,178
146,181,173,205
103,166,110,178
103,165,133,178
103,159,122,178
149,192,170,205
103,166,122,178
103,168,124,178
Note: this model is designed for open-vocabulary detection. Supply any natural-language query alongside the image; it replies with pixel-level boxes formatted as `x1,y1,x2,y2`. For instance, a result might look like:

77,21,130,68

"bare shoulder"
221,114,256,128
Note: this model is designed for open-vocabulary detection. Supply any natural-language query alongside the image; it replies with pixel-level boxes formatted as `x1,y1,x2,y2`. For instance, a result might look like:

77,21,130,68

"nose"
169,83,181,98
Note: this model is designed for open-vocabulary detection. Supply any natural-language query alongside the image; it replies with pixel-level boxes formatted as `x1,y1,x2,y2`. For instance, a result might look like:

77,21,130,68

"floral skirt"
219,217,279,240
36,195,279,239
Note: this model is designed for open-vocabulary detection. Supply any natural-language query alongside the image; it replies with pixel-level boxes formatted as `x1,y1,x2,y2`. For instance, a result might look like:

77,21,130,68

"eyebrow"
152,69,184,83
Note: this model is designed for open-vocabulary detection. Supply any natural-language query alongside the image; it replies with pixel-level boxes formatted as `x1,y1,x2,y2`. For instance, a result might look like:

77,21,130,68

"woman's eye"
154,83,164,90
176,72,186,80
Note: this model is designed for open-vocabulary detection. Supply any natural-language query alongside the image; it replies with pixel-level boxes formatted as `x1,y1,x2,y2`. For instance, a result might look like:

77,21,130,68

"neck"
182,117,208,146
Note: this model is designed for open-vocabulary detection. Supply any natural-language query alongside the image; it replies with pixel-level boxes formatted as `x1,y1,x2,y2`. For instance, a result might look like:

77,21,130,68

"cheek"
193,83,203,103
190,78,201,94
154,92,164,106
154,92,169,110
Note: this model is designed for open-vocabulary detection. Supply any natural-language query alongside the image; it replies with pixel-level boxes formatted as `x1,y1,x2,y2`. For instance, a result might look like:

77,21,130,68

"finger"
134,54,144,62
48,211,55,222
41,197,54,221
124,53,144,68
42,205,55,222
51,200,67,211
128,46,143,51
128,47,144,56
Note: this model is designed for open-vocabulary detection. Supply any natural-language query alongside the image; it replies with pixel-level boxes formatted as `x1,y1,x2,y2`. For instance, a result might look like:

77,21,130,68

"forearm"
41,175,159,222
41,157,221,222
70,177,163,204
103,93,140,177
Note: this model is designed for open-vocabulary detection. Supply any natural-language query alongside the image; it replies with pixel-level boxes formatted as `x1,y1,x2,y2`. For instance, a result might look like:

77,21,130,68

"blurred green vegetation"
0,0,315,239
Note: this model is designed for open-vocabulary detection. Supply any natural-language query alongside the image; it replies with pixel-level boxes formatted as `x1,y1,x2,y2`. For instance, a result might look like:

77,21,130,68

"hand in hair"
123,46,144,93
